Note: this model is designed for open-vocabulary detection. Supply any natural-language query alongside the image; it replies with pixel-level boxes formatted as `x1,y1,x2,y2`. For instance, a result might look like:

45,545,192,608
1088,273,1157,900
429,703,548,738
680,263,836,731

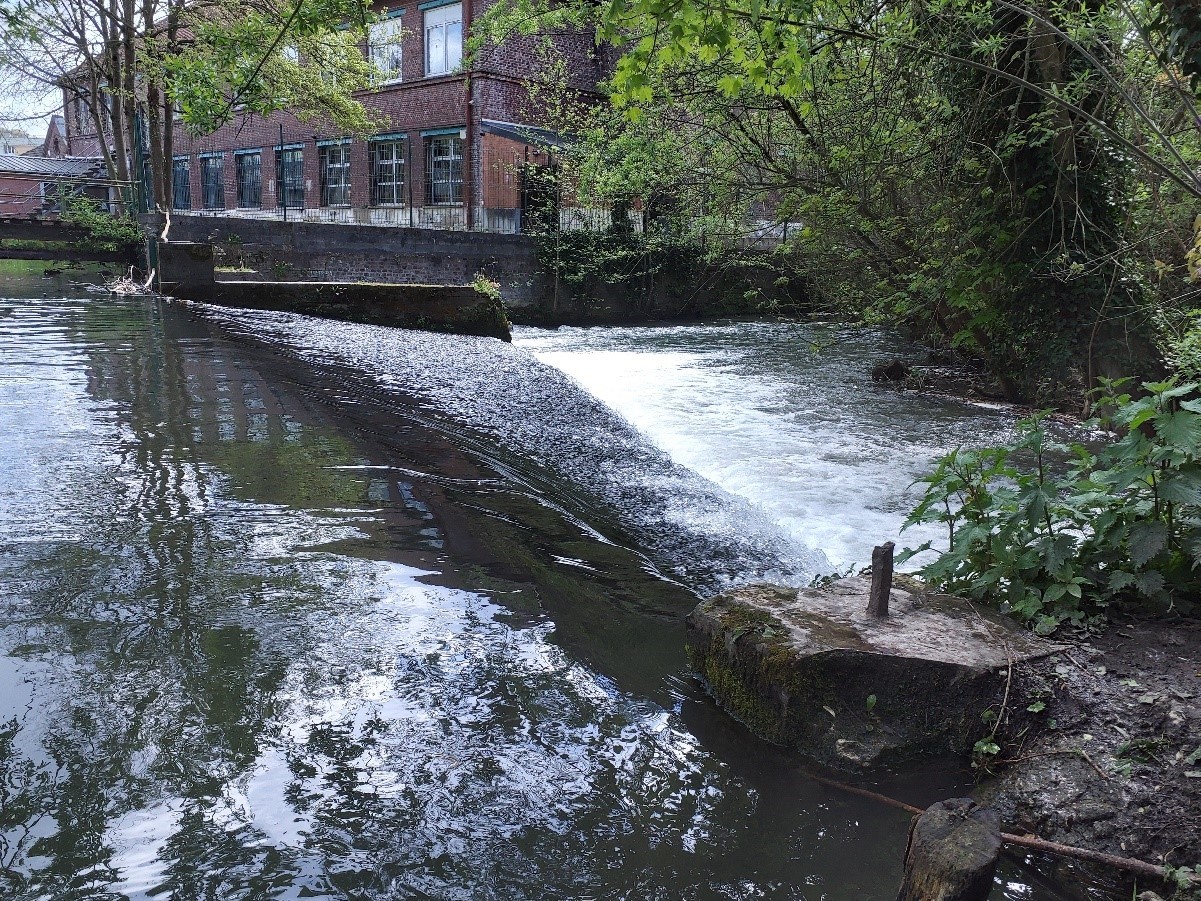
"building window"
75,95,94,132
424,135,462,204
236,151,262,208
319,143,351,207
369,15,404,82
424,3,462,77
369,138,406,205
172,157,191,210
200,154,225,209
276,146,305,208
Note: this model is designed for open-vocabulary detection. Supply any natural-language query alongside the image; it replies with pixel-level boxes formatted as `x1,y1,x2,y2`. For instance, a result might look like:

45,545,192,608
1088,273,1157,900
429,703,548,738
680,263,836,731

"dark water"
0,276,1092,899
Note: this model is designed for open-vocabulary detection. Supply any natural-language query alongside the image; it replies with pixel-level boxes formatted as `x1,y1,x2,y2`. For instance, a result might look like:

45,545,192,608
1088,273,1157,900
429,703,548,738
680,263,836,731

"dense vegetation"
901,381,1201,629
57,191,144,252
477,0,1201,406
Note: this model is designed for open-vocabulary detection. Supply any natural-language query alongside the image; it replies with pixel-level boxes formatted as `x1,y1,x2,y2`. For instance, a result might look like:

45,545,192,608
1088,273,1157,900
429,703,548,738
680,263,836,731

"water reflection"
0,294,1078,899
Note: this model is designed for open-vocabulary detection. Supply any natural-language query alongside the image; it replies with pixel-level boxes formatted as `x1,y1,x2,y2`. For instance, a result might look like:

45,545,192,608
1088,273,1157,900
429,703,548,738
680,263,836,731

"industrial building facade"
63,0,609,232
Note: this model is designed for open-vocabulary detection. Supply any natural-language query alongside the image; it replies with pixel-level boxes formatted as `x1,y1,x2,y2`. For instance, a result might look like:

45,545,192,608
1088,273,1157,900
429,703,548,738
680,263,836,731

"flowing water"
0,270,1100,899
514,322,1020,572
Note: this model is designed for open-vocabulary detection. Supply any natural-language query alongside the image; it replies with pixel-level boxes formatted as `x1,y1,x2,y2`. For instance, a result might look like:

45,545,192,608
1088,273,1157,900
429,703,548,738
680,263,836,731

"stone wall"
161,215,544,307
157,240,511,340
154,215,808,324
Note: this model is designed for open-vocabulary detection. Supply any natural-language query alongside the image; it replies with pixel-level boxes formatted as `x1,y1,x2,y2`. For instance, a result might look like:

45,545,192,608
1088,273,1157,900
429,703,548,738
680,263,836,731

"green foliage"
57,190,143,253
902,379,1201,632
471,272,503,303
160,0,380,135
476,0,1201,401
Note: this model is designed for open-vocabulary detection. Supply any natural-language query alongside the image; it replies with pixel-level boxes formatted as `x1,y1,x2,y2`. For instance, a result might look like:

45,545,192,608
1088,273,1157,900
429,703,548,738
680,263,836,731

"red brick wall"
69,0,610,214
0,176,43,216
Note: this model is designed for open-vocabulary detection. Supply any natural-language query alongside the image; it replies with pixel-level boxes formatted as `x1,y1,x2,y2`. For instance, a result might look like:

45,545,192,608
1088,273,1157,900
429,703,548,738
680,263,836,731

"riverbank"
979,613,1201,898
685,575,1201,899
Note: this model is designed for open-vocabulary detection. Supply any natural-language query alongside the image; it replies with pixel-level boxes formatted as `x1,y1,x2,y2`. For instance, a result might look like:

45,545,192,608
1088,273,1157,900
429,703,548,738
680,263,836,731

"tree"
479,0,1201,402
0,0,382,212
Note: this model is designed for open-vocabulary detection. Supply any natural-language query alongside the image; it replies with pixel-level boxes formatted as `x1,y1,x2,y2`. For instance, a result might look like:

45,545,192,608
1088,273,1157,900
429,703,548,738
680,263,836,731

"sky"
0,67,60,138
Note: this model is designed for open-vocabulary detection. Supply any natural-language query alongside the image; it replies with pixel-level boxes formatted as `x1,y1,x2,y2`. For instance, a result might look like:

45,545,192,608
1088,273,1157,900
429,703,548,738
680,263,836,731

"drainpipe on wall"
280,123,288,223
463,0,474,230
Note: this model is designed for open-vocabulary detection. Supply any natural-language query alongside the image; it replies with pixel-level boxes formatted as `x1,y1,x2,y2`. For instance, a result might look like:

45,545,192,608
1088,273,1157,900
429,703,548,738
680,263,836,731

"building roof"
480,119,566,149
0,154,104,177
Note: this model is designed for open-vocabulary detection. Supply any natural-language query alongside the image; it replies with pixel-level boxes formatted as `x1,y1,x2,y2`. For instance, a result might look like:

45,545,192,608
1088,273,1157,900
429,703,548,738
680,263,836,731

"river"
0,269,1095,899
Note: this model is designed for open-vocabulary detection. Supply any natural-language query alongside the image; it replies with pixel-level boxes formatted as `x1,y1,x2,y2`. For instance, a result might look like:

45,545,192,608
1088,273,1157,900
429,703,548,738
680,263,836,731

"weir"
156,239,512,340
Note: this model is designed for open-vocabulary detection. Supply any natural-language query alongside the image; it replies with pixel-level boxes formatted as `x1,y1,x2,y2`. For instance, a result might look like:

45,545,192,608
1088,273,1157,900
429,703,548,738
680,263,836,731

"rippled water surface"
0,277,1082,899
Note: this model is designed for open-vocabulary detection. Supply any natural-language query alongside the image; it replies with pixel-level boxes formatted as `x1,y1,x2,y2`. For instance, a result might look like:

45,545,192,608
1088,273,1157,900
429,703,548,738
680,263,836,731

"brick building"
0,154,108,218
63,0,608,232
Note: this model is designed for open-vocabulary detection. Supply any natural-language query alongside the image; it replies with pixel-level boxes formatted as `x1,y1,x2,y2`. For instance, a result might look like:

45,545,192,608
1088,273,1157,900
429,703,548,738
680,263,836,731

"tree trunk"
142,0,165,208
122,0,138,204
896,799,1001,901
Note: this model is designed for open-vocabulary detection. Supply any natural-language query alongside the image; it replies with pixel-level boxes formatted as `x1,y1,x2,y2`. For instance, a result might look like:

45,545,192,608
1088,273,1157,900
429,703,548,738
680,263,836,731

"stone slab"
686,578,1060,770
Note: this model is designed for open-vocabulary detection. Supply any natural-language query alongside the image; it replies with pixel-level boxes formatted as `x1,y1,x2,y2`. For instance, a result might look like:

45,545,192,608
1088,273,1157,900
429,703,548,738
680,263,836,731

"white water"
516,321,1019,570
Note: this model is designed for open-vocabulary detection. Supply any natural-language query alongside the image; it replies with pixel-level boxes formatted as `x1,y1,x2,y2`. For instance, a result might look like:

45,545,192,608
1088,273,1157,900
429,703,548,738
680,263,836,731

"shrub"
901,379,1201,633
471,272,503,303
57,189,144,253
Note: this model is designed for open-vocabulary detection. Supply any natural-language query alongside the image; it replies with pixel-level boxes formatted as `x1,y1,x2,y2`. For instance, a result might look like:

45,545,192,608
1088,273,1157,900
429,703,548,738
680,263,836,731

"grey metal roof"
0,154,104,177
480,119,566,149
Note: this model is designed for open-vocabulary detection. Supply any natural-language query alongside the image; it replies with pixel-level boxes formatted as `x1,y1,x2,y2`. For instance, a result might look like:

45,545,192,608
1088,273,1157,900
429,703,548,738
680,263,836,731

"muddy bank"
978,615,1201,896
687,580,1201,898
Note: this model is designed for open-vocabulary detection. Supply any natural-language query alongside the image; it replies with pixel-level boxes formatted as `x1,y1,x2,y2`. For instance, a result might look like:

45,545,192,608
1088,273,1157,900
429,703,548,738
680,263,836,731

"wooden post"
868,541,894,617
897,799,1001,901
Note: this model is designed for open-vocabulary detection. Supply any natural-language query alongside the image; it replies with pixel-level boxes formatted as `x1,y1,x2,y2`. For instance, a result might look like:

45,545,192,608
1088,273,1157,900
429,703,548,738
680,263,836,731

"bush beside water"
902,380,1201,633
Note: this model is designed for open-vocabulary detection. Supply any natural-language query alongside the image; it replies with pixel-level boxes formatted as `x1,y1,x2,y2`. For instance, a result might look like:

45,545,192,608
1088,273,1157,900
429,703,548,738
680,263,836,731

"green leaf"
1108,570,1136,593
1158,470,1201,505
1133,570,1166,597
1156,411,1201,457
1033,615,1060,635
1128,521,1169,567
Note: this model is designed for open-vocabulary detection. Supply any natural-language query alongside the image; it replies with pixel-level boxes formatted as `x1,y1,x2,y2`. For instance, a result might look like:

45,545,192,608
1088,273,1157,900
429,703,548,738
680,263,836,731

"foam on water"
516,321,1020,570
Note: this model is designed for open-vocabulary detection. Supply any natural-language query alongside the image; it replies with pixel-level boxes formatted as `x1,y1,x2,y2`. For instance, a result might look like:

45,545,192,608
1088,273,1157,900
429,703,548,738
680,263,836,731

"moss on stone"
686,586,1019,769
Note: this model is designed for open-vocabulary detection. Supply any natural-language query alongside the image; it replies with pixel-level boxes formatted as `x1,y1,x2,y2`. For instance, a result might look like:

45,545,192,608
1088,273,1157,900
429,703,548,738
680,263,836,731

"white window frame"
369,16,404,83
370,138,406,206
423,2,462,77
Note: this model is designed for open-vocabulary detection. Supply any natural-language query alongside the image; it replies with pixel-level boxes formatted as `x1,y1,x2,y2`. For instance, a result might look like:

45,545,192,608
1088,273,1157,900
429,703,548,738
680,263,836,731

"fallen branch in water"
104,267,156,296
803,771,1200,887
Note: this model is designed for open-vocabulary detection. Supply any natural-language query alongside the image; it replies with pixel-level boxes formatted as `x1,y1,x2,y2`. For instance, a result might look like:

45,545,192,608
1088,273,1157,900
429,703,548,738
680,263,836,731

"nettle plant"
901,379,1201,633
